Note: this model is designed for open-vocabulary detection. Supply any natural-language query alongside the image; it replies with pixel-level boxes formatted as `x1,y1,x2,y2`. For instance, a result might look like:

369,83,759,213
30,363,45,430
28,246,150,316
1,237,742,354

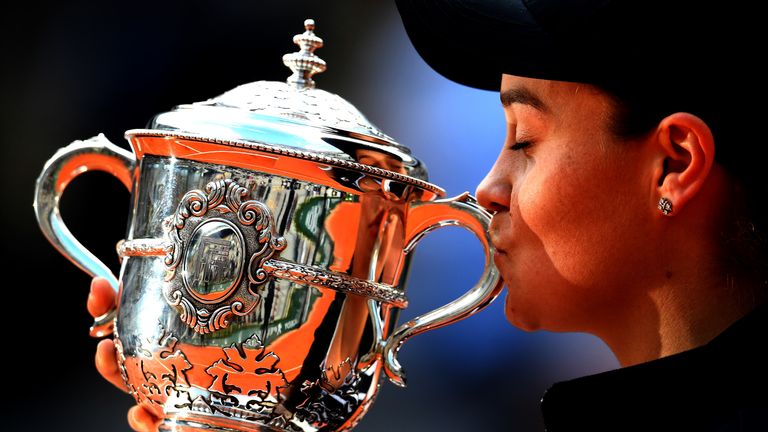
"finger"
95,339,128,393
88,277,116,318
128,405,161,432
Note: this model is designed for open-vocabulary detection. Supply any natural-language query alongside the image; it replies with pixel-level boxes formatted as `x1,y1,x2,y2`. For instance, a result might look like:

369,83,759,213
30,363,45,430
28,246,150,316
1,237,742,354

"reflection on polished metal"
182,219,245,301
116,238,172,259
33,133,135,337
34,19,503,431
162,178,287,334
118,239,410,308
262,260,408,308
283,19,327,90
121,130,442,195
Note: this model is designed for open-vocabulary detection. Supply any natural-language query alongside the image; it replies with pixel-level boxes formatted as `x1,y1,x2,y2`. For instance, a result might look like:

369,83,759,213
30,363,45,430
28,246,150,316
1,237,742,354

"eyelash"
509,141,532,151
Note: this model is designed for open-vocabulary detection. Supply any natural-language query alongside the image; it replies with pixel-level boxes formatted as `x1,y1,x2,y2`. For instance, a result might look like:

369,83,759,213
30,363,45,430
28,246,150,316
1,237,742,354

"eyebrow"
500,87,548,113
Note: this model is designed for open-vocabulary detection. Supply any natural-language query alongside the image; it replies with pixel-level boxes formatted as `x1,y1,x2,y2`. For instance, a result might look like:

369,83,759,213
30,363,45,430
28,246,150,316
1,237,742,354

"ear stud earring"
658,197,673,215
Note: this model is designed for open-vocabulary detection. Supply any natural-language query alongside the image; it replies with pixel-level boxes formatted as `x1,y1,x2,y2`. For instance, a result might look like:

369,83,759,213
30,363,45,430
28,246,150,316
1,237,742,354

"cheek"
517,157,605,281
508,150,647,328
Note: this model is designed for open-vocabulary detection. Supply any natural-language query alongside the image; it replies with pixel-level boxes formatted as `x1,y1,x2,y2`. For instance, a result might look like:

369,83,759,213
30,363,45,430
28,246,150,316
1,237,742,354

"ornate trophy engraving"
34,19,503,431
163,178,287,334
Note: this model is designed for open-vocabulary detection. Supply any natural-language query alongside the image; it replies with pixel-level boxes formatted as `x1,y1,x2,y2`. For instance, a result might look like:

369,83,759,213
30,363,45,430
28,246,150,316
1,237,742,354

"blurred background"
1,1,617,430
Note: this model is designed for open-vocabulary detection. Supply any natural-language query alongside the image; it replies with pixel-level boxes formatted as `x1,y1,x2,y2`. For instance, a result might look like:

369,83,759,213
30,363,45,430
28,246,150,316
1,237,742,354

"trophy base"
159,413,286,432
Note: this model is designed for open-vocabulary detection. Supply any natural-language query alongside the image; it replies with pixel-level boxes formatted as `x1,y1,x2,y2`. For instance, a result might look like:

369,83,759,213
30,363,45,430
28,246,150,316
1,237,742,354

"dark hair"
602,85,768,295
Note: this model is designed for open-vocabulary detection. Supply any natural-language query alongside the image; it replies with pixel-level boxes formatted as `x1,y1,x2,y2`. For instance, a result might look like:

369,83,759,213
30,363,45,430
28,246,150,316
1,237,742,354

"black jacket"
541,303,768,431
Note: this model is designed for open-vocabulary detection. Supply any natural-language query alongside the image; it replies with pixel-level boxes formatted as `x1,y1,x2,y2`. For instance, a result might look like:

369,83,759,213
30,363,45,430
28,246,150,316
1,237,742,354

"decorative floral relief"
206,343,288,403
115,328,193,407
117,328,297,428
294,358,368,430
116,325,376,431
162,178,286,334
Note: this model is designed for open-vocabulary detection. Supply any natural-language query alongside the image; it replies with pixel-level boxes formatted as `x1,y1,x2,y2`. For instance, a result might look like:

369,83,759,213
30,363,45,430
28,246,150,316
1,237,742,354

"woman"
89,0,768,430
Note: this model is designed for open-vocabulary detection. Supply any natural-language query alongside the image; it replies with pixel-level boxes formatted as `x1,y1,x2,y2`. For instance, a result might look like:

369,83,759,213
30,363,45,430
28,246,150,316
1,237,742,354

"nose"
475,160,511,214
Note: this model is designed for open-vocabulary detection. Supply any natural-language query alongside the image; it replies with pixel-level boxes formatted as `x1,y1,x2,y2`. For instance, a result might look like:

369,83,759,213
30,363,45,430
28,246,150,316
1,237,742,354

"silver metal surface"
117,238,410,308
161,178,287,334
117,238,171,258
283,19,326,90
262,260,408,308
124,129,441,195
145,20,431,185
33,133,135,336
117,239,408,308
33,18,503,432
150,82,405,154
382,193,504,387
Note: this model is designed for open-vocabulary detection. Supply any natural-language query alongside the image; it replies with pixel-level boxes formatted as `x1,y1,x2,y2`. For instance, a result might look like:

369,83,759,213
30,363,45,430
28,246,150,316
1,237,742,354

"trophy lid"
130,19,434,189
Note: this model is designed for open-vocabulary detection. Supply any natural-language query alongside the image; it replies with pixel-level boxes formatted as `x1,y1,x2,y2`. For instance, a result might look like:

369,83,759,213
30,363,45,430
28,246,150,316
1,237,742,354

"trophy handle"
381,192,503,387
34,134,136,337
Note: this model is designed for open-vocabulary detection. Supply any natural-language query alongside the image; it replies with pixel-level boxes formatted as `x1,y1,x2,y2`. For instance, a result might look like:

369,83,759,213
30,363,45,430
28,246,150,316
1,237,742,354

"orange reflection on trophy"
321,148,407,391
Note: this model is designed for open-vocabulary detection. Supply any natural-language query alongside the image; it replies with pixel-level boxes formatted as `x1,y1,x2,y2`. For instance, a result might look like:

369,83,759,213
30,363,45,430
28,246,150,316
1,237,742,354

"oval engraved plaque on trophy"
33,19,503,432
182,218,245,304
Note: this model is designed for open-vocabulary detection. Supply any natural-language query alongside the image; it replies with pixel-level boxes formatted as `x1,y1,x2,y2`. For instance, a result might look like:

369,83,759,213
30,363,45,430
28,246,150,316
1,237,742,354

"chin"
504,294,540,332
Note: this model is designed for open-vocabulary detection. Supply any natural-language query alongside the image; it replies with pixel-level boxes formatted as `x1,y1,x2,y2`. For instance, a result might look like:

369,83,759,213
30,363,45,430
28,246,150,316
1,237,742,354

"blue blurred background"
1,1,617,430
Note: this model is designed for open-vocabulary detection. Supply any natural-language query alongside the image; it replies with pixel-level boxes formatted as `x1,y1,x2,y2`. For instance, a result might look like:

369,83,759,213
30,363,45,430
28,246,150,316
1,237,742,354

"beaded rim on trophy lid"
130,17,439,191
283,19,327,89
33,16,504,431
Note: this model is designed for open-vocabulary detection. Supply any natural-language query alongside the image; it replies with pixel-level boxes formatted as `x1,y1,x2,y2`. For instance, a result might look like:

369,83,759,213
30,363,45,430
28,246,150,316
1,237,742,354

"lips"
488,226,509,255
491,233,506,253
488,212,513,255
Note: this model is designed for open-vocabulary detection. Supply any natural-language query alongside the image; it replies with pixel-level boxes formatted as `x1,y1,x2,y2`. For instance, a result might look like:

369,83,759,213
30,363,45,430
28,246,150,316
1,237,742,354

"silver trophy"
34,20,502,431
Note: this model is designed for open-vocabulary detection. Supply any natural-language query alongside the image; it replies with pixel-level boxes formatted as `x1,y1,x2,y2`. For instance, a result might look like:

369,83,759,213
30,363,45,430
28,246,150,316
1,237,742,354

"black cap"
396,0,766,177
396,0,762,92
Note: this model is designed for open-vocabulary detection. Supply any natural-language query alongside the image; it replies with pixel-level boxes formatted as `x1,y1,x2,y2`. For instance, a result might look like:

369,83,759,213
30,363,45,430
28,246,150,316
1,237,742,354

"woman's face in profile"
476,74,659,334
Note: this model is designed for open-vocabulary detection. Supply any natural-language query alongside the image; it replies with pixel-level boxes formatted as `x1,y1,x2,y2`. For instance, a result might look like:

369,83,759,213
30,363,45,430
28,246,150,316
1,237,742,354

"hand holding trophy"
35,20,502,431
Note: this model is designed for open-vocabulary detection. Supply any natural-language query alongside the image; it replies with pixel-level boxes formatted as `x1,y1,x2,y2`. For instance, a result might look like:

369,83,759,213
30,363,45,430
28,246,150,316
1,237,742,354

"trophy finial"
283,18,327,89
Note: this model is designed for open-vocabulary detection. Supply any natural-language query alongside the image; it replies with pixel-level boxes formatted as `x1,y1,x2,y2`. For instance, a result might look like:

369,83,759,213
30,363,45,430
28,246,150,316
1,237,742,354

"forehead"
500,74,611,118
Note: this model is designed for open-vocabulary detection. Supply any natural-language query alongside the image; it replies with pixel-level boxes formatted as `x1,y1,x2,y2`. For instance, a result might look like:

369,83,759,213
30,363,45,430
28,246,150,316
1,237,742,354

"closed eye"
509,141,532,151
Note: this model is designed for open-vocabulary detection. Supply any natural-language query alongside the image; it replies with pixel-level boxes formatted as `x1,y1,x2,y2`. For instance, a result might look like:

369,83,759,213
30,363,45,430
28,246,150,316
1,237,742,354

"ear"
652,112,715,216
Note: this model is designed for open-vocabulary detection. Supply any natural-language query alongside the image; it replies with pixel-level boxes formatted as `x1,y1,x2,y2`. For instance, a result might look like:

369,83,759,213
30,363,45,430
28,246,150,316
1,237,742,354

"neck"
601,271,761,368
589,166,768,368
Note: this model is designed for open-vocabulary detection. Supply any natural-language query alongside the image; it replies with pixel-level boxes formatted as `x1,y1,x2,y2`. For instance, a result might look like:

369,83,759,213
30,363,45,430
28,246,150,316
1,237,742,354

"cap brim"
396,0,569,91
